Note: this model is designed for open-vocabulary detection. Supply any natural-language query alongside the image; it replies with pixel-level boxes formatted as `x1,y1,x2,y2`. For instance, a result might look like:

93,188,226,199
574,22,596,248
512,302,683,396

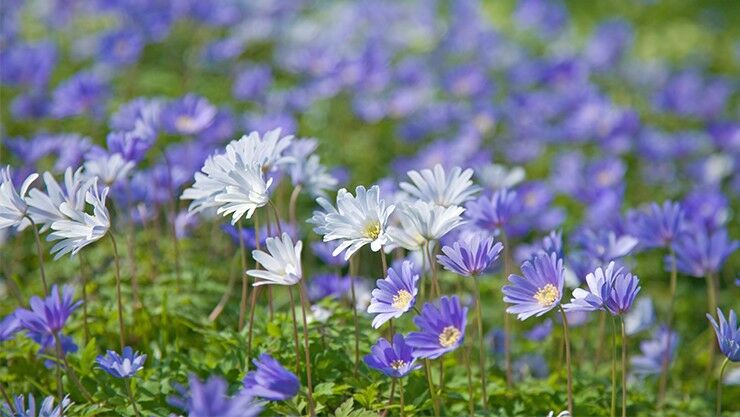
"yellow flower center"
390,359,406,370
438,326,462,348
533,283,560,307
175,116,197,132
364,220,381,239
392,290,413,310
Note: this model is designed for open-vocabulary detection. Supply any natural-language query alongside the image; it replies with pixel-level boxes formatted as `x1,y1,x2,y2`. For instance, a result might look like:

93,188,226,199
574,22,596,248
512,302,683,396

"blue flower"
367,261,419,329
169,374,262,417
503,253,564,320
96,346,147,378
364,333,422,378
563,262,618,312
0,313,22,342
49,71,109,120
15,285,81,336
628,201,685,249
631,326,679,378
707,308,740,362
672,226,738,278
406,296,467,359
604,269,640,315
2,393,70,417
160,94,216,136
243,354,300,401
307,274,351,302
437,234,503,277
465,188,520,234
310,241,348,267
524,319,553,342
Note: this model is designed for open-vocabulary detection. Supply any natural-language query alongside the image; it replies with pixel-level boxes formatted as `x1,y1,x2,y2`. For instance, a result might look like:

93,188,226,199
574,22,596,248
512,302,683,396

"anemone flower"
406,296,467,360
247,233,302,287
364,333,421,378
399,164,480,208
367,260,419,328
168,374,262,417
96,346,146,378
706,308,739,416
0,166,38,231
387,200,465,251
243,354,300,401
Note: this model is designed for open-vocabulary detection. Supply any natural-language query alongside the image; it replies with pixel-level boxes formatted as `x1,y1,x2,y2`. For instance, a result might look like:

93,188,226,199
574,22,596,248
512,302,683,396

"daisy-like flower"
707,308,740,362
307,195,340,235
465,188,520,233
169,374,263,417
2,394,71,417
631,326,679,377
0,166,38,231
672,226,738,278
503,253,565,320
26,167,90,232
160,94,216,136
367,260,420,328
437,234,503,277
0,314,22,342
628,200,685,249
406,296,468,359
364,333,422,378
243,354,300,401
318,185,395,260
96,346,147,378
399,164,481,207
604,269,640,315
388,200,465,251
15,285,81,336
289,154,337,198
83,152,134,186
230,128,294,172
475,163,526,190
214,162,272,224
247,233,303,286
563,262,619,312
47,179,110,259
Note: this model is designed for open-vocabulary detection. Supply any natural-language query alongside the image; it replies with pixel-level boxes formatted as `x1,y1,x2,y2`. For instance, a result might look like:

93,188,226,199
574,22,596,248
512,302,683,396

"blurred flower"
707,308,740,362
624,297,655,336
310,241,347,267
628,201,685,249
368,260,419,328
110,97,163,131
169,374,262,417
287,154,337,198
0,41,56,88
96,346,146,378
437,234,503,277
15,285,80,336
631,326,679,378
50,71,109,119
308,274,351,302
233,65,273,101
672,226,738,278
247,233,303,286
407,296,467,359
475,163,526,191
0,313,22,342
1,393,70,417
83,153,134,186
47,179,110,259
243,354,300,401
161,94,216,135
524,319,553,342
0,166,38,231
364,333,422,378
465,188,519,235
399,164,480,208
97,29,144,66
513,353,550,380
387,200,465,251
682,188,729,233
563,262,616,312
503,253,564,320
106,122,157,163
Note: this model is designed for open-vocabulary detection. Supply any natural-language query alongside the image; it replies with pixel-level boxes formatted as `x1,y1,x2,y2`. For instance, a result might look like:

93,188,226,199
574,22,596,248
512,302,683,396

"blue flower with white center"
503,253,564,321
364,333,422,378
96,346,147,378
367,261,419,328
406,296,467,359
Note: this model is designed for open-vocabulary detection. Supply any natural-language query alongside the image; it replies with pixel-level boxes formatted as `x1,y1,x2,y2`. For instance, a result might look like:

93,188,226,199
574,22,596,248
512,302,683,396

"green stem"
0,380,14,414
126,380,142,417
298,283,316,416
288,286,303,374
658,248,677,405
27,216,49,293
621,316,628,417
501,231,513,386
559,307,574,415
53,332,93,402
399,377,405,417
463,345,475,416
473,281,488,410
717,357,729,417
79,255,90,344
237,222,248,332
706,272,718,377
54,333,64,417
424,359,440,417
349,255,360,378
288,185,302,228
611,316,617,417
109,233,126,350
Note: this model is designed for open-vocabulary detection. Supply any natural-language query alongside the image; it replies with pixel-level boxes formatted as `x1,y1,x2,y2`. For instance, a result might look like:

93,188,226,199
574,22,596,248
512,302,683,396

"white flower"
229,128,294,171
47,178,111,259
0,166,38,231
247,233,303,286
476,163,525,190
83,153,134,185
26,167,91,232
319,185,395,260
307,195,339,235
289,155,337,198
399,164,480,208
388,200,465,250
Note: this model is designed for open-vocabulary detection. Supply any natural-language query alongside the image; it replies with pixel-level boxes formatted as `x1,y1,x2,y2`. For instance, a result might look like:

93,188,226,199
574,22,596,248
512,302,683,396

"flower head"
406,296,467,359
2,393,71,417
672,226,738,277
0,166,38,231
364,333,422,378
247,233,303,286
604,269,640,315
83,152,134,186
96,346,147,378
47,179,110,259
0,314,22,342
465,188,520,233
169,374,262,417
26,167,90,232
628,200,685,249
367,261,420,328
243,354,300,401
503,253,565,320
399,164,480,208
388,200,465,251
160,94,216,135
563,262,619,312
317,185,395,260
15,285,80,336
437,234,503,277
307,274,351,302
631,326,679,377
707,308,740,362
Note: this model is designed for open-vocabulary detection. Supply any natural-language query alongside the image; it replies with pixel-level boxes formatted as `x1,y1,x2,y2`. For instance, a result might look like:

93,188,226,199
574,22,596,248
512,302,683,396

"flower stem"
386,379,396,415
287,286,303,375
501,231,513,386
399,377,405,417
473,281,488,410
620,316,628,417
126,379,142,417
0,380,14,414
380,246,388,277
237,221,249,332
288,184,302,227
463,345,475,416
54,333,65,417
424,359,440,417
705,272,718,378
349,255,360,378
53,332,94,402
424,243,440,297
79,254,90,344
298,283,316,416
611,315,617,417
268,200,284,235
658,248,677,405
109,233,126,350
717,357,729,417
559,307,574,415
27,216,48,294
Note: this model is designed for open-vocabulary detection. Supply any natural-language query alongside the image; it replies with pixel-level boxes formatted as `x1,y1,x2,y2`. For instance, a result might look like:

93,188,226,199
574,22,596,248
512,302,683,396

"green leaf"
78,338,98,376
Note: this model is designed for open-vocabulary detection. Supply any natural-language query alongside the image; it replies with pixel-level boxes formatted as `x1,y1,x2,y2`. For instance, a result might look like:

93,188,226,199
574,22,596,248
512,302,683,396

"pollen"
392,289,413,310
438,326,462,348
363,220,381,239
533,283,560,307
175,116,197,132
390,359,406,370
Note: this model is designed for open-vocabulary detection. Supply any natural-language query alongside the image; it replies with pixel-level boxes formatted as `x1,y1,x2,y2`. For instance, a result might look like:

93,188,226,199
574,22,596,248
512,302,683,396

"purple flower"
672,226,738,278
707,308,740,362
97,29,145,66
106,122,157,163
563,262,619,312
631,326,679,378
573,228,638,264
310,241,348,267
0,41,56,88
96,346,147,378
584,19,633,70
169,374,263,417
160,94,216,135
367,261,420,329
514,0,568,37
15,285,81,336
541,230,564,259
2,394,70,417
243,354,300,401
364,333,422,378
524,318,553,342
50,71,109,119
503,253,565,320
682,188,729,233
406,296,467,359
604,269,640,315
465,188,520,234
628,201,685,249
110,97,163,131
0,313,22,342
29,332,78,369
437,234,503,277
233,65,273,101
308,274,351,302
